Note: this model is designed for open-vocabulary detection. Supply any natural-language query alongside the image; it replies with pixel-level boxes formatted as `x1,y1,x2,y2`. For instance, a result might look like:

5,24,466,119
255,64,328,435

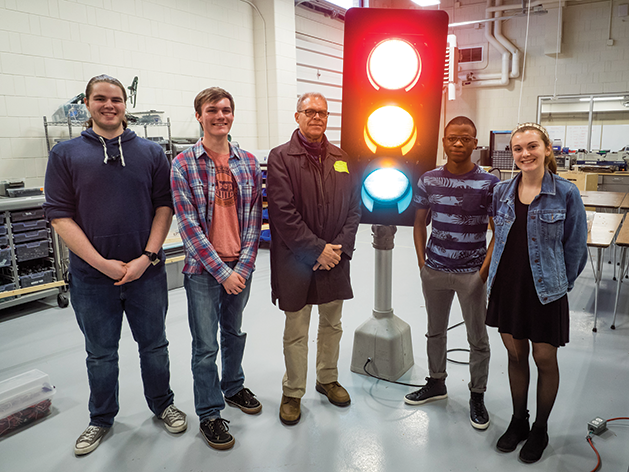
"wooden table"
580,191,626,211
620,193,629,212
611,218,629,329
587,212,624,332
581,191,627,279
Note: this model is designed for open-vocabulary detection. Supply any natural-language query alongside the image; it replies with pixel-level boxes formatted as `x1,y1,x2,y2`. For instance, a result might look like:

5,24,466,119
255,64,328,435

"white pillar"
251,0,298,149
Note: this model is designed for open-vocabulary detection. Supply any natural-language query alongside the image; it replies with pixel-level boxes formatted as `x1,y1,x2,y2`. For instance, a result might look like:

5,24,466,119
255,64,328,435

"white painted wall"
0,0,261,187
1,0,628,186
440,0,629,149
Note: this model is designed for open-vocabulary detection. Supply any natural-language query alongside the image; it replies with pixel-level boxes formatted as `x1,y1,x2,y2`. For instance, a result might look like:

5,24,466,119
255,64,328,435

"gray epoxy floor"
1,224,628,472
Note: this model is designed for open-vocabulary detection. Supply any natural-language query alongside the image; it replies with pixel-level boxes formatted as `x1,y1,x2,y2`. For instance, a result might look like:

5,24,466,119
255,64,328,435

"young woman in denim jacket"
485,123,587,464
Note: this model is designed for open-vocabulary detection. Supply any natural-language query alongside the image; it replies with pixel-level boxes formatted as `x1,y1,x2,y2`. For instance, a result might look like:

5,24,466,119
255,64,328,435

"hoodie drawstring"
118,136,125,167
99,135,126,167
99,136,108,164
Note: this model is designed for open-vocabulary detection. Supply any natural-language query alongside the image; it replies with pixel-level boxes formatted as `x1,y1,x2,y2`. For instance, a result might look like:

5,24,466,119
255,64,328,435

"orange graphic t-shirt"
207,149,241,262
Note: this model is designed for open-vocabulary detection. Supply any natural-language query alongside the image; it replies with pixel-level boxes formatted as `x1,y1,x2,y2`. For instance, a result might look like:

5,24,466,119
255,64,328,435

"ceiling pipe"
459,0,553,87
460,0,510,86
494,0,521,78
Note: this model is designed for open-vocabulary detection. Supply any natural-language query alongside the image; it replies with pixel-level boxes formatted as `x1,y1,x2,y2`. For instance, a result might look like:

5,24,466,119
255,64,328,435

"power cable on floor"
362,321,470,386
586,417,629,472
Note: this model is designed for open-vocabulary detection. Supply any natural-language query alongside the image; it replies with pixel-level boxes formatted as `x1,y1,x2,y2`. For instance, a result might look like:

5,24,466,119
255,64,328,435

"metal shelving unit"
43,115,173,159
0,196,68,310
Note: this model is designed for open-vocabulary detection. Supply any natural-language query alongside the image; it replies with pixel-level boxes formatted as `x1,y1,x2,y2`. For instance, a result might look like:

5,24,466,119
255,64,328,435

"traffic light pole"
350,225,414,381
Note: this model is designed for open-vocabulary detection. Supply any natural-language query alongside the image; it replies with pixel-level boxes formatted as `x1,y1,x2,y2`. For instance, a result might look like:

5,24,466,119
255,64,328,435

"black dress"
486,191,569,347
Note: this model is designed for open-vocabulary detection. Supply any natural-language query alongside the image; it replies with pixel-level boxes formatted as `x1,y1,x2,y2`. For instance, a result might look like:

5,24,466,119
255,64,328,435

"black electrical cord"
446,320,470,365
587,417,629,472
362,321,471,386
363,358,426,388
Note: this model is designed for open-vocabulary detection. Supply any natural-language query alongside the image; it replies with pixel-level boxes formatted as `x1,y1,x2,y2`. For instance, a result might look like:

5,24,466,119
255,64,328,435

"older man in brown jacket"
267,92,361,426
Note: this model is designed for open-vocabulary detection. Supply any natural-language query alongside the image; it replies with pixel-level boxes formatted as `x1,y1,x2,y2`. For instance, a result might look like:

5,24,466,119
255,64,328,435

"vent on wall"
459,46,483,63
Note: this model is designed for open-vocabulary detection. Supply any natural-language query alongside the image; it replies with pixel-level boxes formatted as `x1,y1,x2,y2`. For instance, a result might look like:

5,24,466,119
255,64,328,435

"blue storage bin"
260,229,271,242
13,229,49,244
20,270,55,288
0,248,11,267
10,209,45,222
11,220,47,233
15,240,50,262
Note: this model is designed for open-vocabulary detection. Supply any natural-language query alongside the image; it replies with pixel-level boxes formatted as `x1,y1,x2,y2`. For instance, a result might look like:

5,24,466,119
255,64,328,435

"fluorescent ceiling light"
579,96,625,102
412,0,441,6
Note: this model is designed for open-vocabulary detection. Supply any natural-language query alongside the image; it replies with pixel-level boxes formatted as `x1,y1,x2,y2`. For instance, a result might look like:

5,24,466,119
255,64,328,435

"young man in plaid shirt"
171,87,262,450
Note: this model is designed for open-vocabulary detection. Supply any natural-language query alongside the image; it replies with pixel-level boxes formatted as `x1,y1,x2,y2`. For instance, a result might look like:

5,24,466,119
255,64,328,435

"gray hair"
296,92,327,112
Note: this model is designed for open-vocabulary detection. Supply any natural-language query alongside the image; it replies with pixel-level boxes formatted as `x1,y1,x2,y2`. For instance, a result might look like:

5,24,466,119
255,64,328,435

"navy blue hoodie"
44,128,173,283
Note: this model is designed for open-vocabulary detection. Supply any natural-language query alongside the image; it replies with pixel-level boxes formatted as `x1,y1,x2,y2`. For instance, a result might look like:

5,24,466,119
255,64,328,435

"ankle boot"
496,413,530,452
519,421,549,463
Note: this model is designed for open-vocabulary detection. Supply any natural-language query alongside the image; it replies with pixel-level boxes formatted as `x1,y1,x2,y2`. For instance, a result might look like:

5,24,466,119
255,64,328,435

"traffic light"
341,8,449,226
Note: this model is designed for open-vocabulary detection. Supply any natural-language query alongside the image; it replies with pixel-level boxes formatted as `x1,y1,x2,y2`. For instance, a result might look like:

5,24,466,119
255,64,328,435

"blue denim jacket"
487,171,588,305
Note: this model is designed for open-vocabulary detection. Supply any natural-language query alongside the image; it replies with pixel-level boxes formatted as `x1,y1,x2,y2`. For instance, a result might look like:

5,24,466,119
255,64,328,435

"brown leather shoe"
279,395,301,425
315,381,351,407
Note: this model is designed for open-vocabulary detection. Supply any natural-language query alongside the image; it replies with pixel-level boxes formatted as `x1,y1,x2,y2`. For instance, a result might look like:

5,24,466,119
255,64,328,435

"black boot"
496,413,530,452
519,422,549,464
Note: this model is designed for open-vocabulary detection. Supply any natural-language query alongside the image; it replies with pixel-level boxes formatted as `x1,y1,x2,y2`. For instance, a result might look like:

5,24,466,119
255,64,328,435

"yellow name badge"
334,160,349,174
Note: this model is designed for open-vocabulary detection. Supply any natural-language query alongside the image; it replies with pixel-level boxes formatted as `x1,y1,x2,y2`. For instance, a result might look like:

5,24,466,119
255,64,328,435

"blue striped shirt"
414,165,499,273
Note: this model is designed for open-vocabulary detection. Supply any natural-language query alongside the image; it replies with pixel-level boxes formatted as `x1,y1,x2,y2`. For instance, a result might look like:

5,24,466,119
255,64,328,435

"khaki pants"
282,299,344,398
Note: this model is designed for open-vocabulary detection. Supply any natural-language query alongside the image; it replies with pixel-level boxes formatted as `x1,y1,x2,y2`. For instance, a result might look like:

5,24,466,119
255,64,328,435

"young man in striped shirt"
405,116,499,431
171,87,262,450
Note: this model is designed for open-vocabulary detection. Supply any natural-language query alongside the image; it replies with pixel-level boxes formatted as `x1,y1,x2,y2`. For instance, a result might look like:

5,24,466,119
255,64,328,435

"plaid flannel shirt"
171,139,262,283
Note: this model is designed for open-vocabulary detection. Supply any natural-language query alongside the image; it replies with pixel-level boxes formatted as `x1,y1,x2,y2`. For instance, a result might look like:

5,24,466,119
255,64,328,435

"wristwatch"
142,250,160,266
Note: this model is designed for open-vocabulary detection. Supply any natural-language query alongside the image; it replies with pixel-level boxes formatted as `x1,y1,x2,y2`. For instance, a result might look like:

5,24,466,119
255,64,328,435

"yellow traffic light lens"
367,39,421,91
366,106,415,149
364,168,410,203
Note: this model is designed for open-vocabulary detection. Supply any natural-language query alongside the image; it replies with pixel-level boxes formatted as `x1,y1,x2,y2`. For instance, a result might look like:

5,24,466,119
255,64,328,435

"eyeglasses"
445,135,475,144
298,109,330,119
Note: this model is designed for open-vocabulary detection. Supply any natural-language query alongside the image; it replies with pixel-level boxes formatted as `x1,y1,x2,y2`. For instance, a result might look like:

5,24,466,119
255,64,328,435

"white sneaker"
74,425,109,456
159,404,188,433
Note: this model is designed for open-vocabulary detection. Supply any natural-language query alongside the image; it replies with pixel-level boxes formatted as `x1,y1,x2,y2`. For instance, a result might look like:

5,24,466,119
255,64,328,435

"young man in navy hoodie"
44,75,187,456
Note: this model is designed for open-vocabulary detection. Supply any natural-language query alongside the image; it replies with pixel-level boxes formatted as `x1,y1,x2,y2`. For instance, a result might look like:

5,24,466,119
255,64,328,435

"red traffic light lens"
364,106,417,154
367,39,421,91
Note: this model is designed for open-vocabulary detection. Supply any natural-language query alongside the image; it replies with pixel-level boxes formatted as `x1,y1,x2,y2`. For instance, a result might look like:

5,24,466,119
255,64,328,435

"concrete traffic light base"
350,310,414,381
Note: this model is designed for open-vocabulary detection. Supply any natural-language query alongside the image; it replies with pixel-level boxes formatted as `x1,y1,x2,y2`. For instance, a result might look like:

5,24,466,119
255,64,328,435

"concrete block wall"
0,0,264,187
1,0,628,185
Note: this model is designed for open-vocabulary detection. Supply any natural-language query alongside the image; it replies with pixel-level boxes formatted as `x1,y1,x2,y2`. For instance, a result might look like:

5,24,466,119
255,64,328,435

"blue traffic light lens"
367,39,421,91
364,168,410,202
361,168,412,214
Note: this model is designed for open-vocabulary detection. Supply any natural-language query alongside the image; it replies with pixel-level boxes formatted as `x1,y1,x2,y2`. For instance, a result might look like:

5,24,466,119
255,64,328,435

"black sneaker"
225,387,262,414
469,392,490,430
199,418,235,450
404,377,447,405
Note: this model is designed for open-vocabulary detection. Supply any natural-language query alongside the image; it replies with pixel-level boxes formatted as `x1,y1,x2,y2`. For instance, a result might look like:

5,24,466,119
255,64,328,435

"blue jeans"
70,268,174,428
184,265,251,421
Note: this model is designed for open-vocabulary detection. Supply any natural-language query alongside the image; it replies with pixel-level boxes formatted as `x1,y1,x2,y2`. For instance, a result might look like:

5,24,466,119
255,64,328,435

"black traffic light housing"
341,8,449,226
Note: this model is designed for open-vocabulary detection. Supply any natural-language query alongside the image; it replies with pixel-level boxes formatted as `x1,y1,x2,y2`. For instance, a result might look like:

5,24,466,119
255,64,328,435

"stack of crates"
0,213,14,302
10,209,55,288
260,163,271,244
